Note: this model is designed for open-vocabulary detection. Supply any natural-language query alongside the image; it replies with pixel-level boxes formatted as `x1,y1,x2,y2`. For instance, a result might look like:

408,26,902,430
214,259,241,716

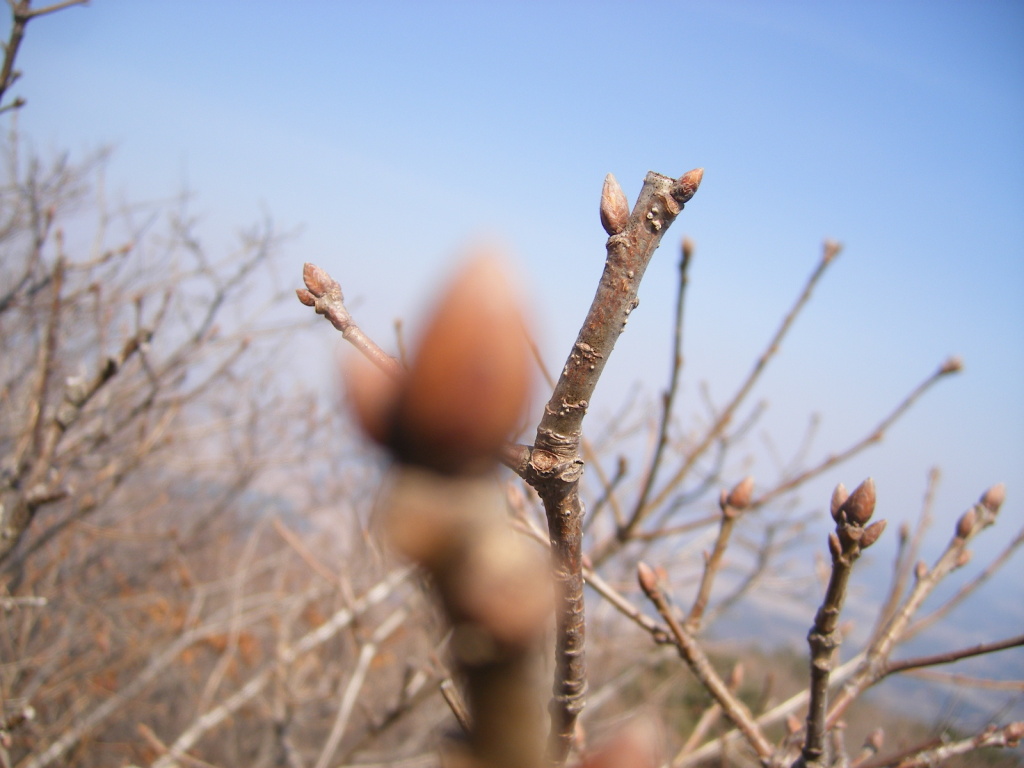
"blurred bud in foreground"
346,252,532,475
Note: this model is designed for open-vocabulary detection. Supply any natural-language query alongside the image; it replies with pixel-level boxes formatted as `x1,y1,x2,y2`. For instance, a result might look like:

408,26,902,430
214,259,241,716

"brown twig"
637,561,774,762
824,483,1005,731
856,721,1023,768
685,476,753,632
796,479,885,768
617,240,842,548
881,633,1024,678
751,359,962,511
517,168,704,763
632,237,694,523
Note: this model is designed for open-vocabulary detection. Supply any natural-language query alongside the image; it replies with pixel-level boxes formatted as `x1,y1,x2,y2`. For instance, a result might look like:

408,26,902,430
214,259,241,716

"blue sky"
10,2,1024,576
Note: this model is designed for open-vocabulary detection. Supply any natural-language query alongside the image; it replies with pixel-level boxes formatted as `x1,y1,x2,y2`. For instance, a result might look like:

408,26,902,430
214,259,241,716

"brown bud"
865,728,884,752
955,507,976,540
718,488,730,513
600,173,630,236
839,478,876,526
955,549,972,569
637,561,659,595
823,240,843,262
786,713,802,735
830,483,849,522
344,355,401,447
828,531,842,561
681,236,695,262
393,254,531,473
980,483,1006,513
302,262,338,298
672,168,704,206
728,661,744,690
296,288,316,306
914,560,928,581
861,519,887,549
726,476,755,511
939,356,964,375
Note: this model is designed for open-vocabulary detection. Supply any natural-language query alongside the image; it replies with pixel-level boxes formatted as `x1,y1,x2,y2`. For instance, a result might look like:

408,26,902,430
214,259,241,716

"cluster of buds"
828,478,887,561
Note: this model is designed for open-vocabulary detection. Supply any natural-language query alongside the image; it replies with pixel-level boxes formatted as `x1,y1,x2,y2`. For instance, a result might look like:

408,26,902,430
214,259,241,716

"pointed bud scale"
672,168,704,206
839,478,876,526
302,262,338,298
391,254,532,473
681,236,694,262
955,508,976,540
786,713,802,735
980,483,1006,514
637,561,659,595
831,483,849,522
865,728,884,752
939,356,964,375
861,519,887,549
915,561,928,581
828,531,842,561
296,288,316,306
727,476,755,511
600,173,630,236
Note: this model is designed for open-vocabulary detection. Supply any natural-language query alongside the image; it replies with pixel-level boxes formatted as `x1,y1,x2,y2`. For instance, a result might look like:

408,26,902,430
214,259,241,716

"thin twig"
637,562,773,761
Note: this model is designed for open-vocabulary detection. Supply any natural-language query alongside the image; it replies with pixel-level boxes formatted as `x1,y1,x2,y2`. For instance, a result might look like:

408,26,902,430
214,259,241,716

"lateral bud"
828,531,842,561
955,549,972,569
830,483,849,522
914,561,928,581
636,561,659,595
838,478,876,526
860,519,887,549
296,288,316,306
600,173,630,236
955,507,976,540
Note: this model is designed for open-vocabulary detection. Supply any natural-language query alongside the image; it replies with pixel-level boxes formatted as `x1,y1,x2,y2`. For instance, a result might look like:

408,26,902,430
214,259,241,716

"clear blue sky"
11,2,1024,570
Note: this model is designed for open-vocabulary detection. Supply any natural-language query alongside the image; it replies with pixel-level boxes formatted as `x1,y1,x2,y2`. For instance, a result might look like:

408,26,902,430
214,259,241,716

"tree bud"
914,561,928,581
600,173,630,236
295,288,316,306
980,483,1006,514
830,483,849,522
672,168,704,206
828,531,842,561
637,561,659,595
838,478,876,526
939,356,964,375
861,519,887,549
955,507,976,540
726,476,754,511
955,549,972,569
391,254,531,473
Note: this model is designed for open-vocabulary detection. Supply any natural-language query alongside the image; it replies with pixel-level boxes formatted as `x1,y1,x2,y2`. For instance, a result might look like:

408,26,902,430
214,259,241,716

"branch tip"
838,477,876,526
980,482,1005,513
939,355,964,375
636,561,659,595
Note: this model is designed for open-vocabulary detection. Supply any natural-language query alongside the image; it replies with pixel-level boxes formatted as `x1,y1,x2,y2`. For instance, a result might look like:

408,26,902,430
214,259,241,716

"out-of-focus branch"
824,483,1005,730
855,721,1023,768
637,561,773,762
614,240,841,550
796,479,885,768
751,359,962,511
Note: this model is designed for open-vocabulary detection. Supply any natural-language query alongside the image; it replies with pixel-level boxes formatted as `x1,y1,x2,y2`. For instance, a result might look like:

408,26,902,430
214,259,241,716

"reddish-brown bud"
302,262,338,298
830,483,849,522
955,507,976,540
728,662,744,690
828,531,843,561
637,561,659,595
726,476,755,511
838,478,876,526
786,713,802,735
296,288,316,306
980,483,1006,514
344,355,401,447
672,168,704,206
955,549,972,569
392,254,531,473
600,173,630,236
823,240,843,262
681,236,695,262
865,728,884,752
914,561,928,581
861,519,887,549
939,356,964,375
